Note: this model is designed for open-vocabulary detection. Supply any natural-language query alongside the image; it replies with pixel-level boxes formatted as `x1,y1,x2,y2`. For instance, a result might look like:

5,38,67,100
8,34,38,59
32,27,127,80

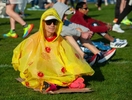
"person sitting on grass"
70,1,128,48
12,8,94,93
53,2,116,66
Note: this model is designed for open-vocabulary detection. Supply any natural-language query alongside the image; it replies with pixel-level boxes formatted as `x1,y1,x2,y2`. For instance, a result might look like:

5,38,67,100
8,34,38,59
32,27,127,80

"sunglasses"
45,19,58,25
82,8,89,10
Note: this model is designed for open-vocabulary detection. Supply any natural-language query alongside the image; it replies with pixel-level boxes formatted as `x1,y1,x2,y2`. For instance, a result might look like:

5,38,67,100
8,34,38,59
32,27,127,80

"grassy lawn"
0,3,132,100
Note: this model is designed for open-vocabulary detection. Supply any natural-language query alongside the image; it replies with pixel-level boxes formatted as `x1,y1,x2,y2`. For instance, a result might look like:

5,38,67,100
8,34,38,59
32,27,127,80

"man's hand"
81,31,93,39
76,28,93,39
106,23,112,31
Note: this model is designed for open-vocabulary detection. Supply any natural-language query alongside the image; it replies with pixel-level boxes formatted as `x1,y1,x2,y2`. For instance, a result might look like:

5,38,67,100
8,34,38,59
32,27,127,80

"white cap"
45,16,57,21
65,8,74,15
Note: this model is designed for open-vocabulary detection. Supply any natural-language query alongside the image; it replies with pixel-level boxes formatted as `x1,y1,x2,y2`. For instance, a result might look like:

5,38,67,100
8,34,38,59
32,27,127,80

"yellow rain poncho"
12,8,94,91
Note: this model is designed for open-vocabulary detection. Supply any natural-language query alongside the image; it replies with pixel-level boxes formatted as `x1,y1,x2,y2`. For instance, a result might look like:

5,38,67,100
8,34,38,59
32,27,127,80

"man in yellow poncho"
12,8,94,92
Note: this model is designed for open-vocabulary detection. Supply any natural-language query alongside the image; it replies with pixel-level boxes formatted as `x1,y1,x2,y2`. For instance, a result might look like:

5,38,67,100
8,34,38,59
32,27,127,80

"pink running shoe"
69,77,85,89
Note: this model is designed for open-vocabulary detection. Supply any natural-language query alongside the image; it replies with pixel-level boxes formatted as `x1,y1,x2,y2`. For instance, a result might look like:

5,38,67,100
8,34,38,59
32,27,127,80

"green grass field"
0,3,132,100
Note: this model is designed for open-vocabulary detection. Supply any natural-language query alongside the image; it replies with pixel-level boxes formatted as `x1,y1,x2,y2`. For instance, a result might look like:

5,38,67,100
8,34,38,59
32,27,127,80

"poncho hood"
39,8,63,42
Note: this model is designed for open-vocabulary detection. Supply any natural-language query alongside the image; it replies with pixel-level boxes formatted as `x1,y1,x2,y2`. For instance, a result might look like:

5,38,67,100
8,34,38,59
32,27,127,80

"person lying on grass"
12,8,94,93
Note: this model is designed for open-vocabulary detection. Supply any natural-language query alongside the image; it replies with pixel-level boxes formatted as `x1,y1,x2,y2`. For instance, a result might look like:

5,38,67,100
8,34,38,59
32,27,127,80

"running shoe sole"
23,24,34,38
3,33,18,38
98,48,116,63
110,42,128,48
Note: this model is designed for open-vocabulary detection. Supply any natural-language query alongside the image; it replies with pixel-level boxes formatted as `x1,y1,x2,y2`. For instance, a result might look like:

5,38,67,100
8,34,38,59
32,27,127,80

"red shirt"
45,34,57,42
70,11,108,33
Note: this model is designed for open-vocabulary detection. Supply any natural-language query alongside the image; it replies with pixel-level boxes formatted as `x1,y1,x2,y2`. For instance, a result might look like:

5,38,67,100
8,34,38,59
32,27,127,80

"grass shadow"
84,53,117,86
0,22,10,26
24,17,40,22
83,62,107,86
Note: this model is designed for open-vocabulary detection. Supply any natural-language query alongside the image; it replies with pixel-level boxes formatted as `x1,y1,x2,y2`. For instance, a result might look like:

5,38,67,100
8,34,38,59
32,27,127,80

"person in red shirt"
70,1,128,48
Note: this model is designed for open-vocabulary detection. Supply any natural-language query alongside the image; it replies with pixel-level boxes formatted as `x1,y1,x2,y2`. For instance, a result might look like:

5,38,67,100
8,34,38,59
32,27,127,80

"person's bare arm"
76,28,93,39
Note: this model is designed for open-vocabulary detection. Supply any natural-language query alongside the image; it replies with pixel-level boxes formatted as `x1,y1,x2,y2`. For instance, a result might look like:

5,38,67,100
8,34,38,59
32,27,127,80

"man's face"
44,19,58,38
79,4,89,15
